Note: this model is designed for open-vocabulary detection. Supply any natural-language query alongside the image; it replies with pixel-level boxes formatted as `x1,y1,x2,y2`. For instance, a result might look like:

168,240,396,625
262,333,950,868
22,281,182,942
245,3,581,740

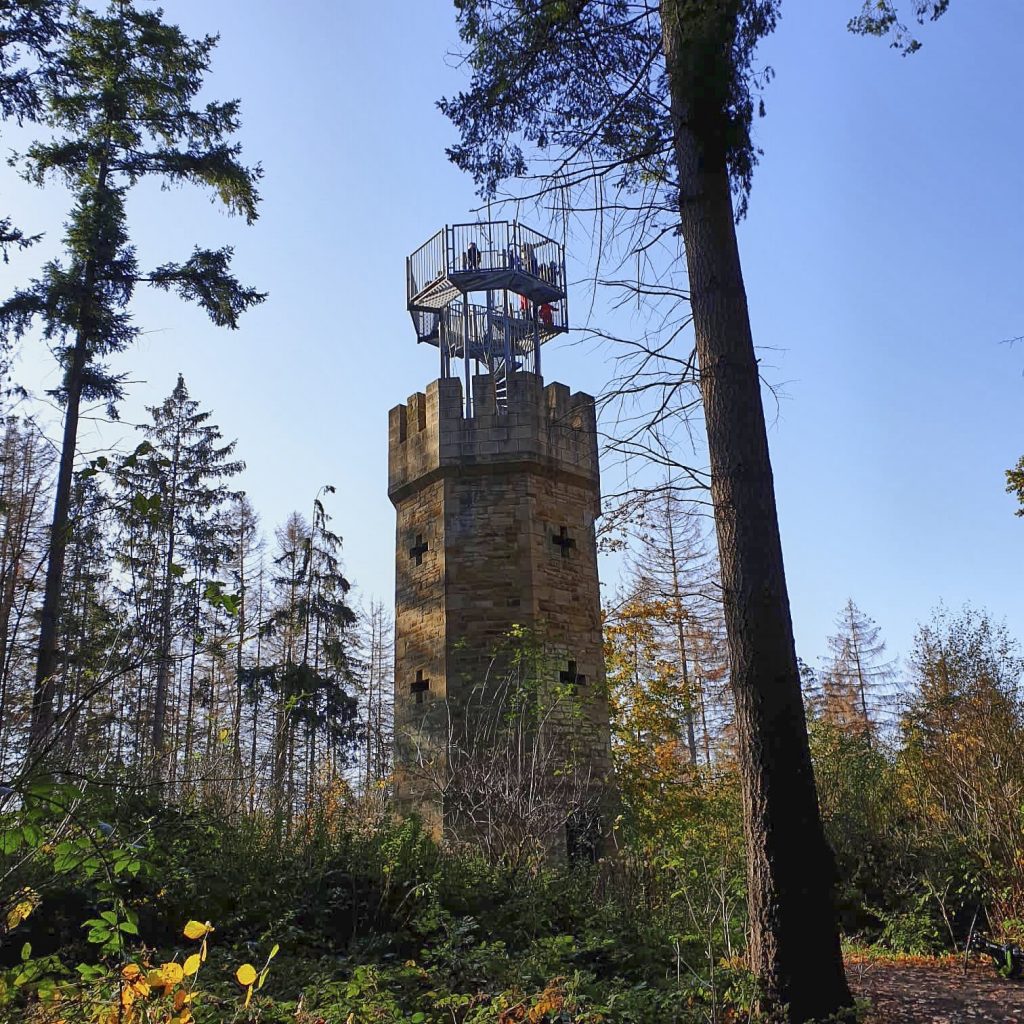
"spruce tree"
123,375,243,773
0,0,64,269
627,485,724,765
439,3,855,1016
822,599,896,745
220,493,262,780
54,472,119,765
0,417,52,770
259,498,360,823
0,1,263,755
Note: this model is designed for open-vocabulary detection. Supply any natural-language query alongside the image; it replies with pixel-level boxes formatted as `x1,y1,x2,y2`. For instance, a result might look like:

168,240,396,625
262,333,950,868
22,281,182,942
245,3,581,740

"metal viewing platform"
406,221,569,415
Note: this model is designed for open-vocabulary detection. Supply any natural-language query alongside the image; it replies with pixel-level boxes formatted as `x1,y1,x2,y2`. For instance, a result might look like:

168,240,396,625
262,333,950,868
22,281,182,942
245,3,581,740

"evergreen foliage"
0,0,263,754
820,599,896,745
847,1,951,54
1007,455,1024,517
0,6,1016,1024
0,0,64,272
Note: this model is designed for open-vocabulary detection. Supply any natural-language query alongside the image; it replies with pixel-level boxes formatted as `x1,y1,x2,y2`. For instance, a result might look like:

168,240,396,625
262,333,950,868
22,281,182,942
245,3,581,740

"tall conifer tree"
0,0,64,270
132,375,243,770
0,1,263,755
822,599,895,745
438,3,855,1016
0,418,51,769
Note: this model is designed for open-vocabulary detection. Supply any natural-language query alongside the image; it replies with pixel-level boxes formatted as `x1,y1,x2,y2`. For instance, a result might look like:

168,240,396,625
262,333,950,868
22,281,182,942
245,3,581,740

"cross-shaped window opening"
559,660,587,687
552,525,575,556
409,534,428,565
410,669,430,704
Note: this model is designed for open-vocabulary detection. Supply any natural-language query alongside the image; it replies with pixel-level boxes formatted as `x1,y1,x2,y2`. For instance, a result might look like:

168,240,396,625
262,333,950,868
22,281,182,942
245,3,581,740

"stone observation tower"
389,221,611,851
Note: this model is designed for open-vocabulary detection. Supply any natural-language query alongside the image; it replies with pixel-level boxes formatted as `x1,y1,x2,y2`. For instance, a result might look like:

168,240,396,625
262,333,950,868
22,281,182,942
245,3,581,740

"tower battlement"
388,373,599,505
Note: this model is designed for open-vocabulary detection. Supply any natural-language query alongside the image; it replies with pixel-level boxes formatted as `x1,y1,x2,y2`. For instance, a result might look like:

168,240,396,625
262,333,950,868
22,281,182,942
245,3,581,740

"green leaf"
118,920,139,934
0,829,22,854
20,824,42,846
21,942,31,961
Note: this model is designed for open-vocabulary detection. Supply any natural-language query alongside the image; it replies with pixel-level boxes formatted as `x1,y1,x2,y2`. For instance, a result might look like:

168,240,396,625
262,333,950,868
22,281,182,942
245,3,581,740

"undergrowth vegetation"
1,608,1022,1021
3,640,1023,1024
1,777,758,1024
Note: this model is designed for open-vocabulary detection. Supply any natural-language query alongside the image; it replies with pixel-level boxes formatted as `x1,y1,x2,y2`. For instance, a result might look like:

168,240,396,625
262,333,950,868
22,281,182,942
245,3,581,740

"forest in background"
1,1,1023,1023
5,365,1024,1022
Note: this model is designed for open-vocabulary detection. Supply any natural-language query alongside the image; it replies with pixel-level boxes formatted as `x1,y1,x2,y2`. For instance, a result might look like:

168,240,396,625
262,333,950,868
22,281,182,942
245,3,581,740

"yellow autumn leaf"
161,962,184,986
182,920,212,940
183,953,201,977
173,989,193,1011
235,963,257,987
121,964,142,981
6,899,36,930
134,979,152,998
244,984,253,1009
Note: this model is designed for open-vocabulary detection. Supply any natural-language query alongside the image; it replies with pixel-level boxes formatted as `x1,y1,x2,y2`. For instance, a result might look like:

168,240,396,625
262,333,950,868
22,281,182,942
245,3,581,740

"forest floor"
846,954,1023,1023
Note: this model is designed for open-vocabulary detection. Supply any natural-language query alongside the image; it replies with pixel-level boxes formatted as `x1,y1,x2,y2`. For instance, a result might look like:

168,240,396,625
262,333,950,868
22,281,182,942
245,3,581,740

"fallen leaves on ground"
846,955,1022,1023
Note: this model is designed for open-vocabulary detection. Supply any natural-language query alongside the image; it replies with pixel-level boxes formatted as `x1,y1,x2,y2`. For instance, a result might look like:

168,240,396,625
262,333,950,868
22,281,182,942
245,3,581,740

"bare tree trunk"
665,496,699,764
151,437,180,769
249,566,264,816
30,322,89,754
233,528,246,774
30,150,112,757
660,6,851,1019
695,652,713,767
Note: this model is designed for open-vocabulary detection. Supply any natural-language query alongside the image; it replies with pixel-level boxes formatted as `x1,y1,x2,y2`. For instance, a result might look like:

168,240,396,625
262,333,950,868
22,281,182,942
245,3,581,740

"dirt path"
847,957,1023,1023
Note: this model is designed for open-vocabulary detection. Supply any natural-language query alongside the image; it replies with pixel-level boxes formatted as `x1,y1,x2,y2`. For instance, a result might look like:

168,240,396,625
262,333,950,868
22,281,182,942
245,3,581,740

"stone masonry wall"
388,372,611,824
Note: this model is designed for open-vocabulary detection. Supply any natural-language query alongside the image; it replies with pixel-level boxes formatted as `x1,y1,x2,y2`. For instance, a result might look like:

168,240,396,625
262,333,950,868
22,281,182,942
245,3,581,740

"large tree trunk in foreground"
661,6,852,1021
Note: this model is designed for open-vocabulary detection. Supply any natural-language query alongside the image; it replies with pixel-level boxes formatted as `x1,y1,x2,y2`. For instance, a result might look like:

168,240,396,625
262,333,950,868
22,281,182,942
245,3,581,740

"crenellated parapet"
388,373,599,508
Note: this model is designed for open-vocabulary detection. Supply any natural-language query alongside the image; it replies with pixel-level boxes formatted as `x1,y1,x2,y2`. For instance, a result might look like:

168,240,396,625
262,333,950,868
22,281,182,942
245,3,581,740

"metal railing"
447,221,565,293
408,222,568,306
407,228,447,305
437,299,564,356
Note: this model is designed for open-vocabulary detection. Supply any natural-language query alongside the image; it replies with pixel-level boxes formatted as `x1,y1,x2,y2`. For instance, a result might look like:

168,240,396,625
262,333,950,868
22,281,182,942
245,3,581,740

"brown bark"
29,153,110,758
660,5,852,1020
30,313,91,754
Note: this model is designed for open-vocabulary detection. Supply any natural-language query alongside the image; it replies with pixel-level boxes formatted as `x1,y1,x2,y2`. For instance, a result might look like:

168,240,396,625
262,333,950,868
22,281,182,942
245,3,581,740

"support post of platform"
463,303,472,418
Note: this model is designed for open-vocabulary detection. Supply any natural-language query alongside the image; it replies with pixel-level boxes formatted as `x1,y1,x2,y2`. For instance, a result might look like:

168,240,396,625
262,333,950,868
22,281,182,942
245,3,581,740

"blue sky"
2,0,1021,674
